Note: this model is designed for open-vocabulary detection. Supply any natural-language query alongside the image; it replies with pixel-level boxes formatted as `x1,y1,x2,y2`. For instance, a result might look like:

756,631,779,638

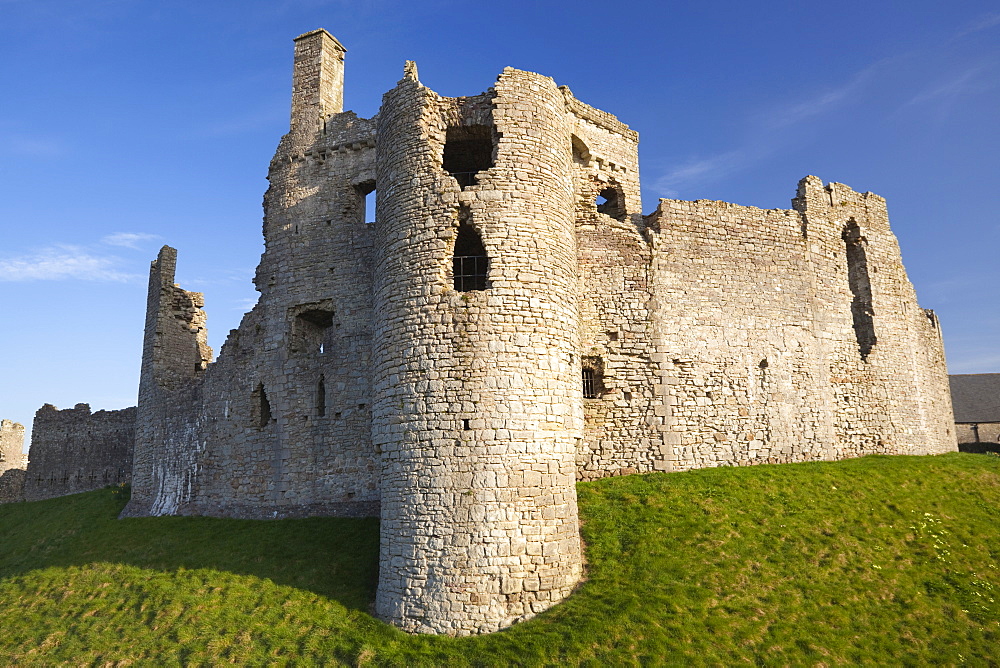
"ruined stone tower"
371,65,584,633
0,419,25,473
0,419,27,503
119,29,955,636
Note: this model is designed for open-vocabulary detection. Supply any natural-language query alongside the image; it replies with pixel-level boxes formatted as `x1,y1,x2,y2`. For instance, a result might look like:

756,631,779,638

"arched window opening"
582,356,605,399
843,221,876,360
443,124,495,189
595,183,626,221
453,223,489,291
316,376,326,417
252,383,272,428
355,181,376,224
290,307,334,354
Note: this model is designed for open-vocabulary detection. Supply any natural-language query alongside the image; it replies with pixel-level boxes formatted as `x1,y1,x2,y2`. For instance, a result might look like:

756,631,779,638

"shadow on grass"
0,486,380,612
958,441,1000,454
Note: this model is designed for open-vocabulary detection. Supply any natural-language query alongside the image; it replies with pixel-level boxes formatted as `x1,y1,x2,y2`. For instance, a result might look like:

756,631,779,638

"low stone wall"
956,422,1000,446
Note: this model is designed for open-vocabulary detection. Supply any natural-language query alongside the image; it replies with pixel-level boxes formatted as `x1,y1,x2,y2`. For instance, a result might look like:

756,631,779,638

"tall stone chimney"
290,29,347,134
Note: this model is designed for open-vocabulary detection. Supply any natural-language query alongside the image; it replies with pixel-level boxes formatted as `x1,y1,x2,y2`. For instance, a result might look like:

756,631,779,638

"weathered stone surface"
114,29,955,636
22,404,134,502
0,419,27,502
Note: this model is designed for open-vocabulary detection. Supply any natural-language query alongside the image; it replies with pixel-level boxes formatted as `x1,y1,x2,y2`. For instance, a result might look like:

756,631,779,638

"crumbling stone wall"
631,179,954,472
22,404,135,502
0,419,26,471
0,419,27,502
124,29,378,520
570,94,664,479
124,28,956,637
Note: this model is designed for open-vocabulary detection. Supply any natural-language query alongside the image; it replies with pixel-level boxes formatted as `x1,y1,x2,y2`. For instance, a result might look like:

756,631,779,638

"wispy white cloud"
955,12,1000,38
101,232,161,249
763,60,889,130
653,60,889,194
234,297,259,311
193,105,286,139
904,64,996,118
4,134,64,158
653,150,749,197
185,268,256,289
0,245,138,282
652,12,997,197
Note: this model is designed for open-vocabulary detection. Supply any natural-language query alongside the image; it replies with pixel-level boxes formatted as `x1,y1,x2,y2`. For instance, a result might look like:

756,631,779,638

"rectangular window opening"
582,369,597,399
582,356,605,399
443,125,496,189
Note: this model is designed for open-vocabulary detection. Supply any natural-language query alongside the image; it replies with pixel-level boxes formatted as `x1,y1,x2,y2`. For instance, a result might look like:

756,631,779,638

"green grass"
2,453,999,665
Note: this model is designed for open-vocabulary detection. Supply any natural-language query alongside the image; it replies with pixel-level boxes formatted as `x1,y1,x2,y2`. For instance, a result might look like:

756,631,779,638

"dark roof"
949,374,1000,423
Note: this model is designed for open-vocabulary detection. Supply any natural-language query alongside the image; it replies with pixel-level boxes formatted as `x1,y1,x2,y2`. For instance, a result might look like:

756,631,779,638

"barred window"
453,223,489,291
582,368,597,399
582,356,604,399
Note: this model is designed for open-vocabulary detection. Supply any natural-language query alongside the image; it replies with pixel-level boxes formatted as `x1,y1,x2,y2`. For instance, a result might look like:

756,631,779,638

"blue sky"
1,0,998,445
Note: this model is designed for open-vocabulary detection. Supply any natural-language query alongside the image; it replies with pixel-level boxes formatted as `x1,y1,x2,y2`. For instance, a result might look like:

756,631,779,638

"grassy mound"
1,453,999,664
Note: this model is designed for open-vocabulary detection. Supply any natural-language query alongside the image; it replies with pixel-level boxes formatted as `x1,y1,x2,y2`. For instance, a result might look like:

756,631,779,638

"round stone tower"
371,65,584,635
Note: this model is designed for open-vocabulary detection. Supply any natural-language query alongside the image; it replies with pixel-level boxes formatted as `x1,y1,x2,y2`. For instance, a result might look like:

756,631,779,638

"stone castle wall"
120,29,956,636
0,418,26,471
0,419,27,502
21,404,135,502
123,30,379,519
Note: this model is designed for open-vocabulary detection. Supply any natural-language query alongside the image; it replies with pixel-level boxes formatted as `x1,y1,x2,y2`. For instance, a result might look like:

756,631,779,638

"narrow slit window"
316,376,326,417
843,221,876,360
356,180,376,224
364,189,376,224
453,223,489,291
443,124,495,189
571,135,591,166
582,369,597,399
252,382,272,428
582,356,605,399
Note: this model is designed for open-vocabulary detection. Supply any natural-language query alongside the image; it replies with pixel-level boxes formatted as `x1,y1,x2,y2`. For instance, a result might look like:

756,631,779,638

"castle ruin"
2,29,955,636
21,404,134,502
0,406,134,504
0,420,27,503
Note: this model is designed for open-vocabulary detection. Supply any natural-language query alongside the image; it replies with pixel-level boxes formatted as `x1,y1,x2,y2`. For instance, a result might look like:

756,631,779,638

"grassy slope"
1,453,998,665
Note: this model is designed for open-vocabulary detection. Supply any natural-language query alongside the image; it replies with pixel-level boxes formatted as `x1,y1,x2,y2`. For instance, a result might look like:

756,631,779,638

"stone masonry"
0,408,136,504
118,29,955,635
949,373,1000,448
21,404,135,502
0,419,27,502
